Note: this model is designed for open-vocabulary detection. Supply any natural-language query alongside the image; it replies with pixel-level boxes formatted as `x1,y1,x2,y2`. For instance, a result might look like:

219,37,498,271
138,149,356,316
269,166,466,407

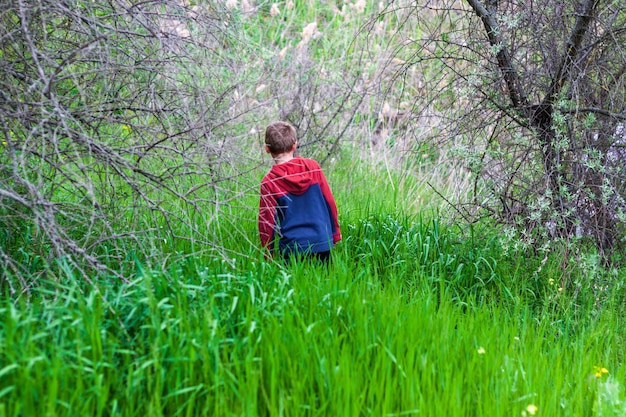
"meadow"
2,153,626,416
2,1,626,416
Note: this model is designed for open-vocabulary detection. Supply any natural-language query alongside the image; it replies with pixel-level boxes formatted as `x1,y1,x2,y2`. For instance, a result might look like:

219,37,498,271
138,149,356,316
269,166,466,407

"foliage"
377,0,626,265
1,2,625,415
0,0,242,285
1,214,626,416
0,0,373,287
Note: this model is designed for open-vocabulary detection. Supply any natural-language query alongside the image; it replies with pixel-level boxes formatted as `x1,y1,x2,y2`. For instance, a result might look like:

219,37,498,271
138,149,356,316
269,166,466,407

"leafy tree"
385,0,626,266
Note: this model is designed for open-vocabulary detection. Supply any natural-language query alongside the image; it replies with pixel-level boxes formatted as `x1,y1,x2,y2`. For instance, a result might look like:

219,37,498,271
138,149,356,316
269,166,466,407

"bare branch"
545,0,600,104
465,0,529,110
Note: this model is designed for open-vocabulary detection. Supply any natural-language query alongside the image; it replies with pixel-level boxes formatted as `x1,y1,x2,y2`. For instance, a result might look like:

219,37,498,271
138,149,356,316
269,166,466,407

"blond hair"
265,121,297,154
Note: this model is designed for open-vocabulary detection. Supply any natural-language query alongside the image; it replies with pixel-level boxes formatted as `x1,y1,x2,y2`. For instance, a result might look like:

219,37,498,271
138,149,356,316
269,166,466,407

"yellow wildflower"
594,366,609,377
525,404,538,415
477,347,486,355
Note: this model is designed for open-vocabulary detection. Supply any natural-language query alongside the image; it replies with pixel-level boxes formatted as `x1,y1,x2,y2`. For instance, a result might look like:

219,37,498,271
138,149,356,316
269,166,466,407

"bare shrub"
0,0,260,289
0,0,373,290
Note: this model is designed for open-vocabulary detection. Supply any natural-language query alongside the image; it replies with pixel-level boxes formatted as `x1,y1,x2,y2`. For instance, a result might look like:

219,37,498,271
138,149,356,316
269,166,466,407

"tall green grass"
2,207,626,416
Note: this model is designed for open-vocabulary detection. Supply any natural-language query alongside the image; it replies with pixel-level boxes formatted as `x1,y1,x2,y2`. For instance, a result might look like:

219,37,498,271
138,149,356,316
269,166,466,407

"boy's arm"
317,168,341,244
258,182,277,251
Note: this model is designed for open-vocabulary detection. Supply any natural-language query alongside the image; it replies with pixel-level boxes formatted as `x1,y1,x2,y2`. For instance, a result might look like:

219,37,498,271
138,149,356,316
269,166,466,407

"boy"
258,121,341,262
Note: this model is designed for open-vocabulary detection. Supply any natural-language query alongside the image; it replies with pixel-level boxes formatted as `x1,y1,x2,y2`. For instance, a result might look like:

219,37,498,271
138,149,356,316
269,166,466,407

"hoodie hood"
266,157,315,195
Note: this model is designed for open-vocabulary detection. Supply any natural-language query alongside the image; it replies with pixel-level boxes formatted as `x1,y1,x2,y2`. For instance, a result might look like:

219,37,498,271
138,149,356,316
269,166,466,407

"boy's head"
265,121,297,155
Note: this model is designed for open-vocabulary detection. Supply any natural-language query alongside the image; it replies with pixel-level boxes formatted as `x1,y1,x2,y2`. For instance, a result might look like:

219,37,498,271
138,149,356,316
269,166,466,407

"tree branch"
545,0,599,104
465,0,529,110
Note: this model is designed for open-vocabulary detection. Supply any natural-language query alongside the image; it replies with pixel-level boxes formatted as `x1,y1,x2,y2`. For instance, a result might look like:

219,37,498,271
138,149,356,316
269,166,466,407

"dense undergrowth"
2,1,626,415
2,135,626,416
2,202,626,416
